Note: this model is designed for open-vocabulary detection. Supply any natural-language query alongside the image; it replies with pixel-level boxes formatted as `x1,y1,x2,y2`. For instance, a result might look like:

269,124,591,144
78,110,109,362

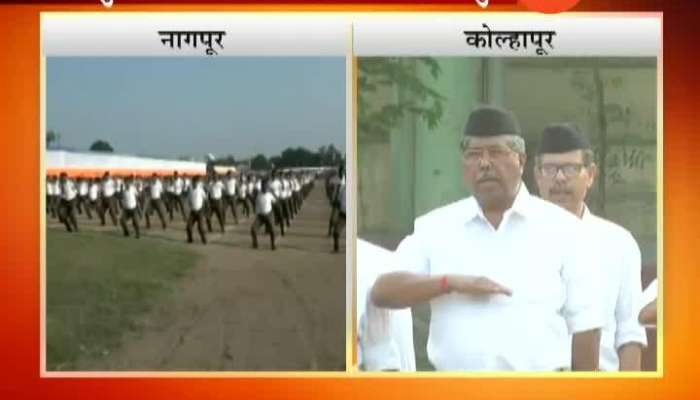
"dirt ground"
48,182,346,371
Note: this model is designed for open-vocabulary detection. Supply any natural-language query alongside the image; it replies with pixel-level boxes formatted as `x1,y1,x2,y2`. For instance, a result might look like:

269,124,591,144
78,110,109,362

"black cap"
538,123,590,154
464,105,521,137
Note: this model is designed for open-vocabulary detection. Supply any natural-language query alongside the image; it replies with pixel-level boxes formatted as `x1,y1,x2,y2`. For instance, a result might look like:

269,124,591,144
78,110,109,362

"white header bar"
42,13,661,58
42,14,350,57
353,14,661,57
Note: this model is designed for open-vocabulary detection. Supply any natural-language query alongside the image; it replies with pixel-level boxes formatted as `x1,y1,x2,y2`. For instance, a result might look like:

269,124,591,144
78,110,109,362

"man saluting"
371,106,604,371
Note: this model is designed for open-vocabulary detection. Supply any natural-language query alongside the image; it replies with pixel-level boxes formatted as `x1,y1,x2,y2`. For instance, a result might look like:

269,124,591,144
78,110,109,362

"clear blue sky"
47,57,346,160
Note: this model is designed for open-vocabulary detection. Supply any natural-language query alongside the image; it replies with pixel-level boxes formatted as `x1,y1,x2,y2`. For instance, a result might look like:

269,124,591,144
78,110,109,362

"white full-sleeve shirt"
391,184,604,371
357,239,416,371
271,179,282,198
580,207,647,371
88,182,101,201
255,192,275,215
122,185,138,210
102,178,115,197
188,184,207,211
79,181,89,196
225,177,237,196
150,179,163,199
209,180,224,200
174,177,184,195
61,180,77,201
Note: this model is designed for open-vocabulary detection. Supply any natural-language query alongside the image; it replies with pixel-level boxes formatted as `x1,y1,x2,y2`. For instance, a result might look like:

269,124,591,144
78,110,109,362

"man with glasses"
534,124,647,371
371,105,604,371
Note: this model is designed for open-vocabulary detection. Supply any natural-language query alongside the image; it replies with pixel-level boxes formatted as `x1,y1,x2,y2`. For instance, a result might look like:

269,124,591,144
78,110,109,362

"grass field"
46,228,199,370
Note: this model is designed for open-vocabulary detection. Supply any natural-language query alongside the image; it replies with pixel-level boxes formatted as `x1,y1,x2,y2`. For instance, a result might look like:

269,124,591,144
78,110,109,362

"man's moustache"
549,187,572,195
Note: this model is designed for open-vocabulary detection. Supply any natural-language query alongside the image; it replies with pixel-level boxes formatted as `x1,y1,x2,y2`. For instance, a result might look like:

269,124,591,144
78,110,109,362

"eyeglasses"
462,146,514,164
539,163,586,178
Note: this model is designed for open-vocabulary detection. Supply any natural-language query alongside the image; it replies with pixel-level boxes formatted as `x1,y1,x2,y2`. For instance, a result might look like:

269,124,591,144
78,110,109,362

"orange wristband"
440,275,450,293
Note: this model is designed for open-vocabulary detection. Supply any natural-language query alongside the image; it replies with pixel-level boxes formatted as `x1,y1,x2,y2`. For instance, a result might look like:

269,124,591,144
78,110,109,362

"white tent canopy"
46,150,213,177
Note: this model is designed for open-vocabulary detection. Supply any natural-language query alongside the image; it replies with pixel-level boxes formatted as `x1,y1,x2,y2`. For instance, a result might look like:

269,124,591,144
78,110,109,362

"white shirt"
150,179,163,199
88,183,100,201
282,179,291,198
255,192,275,215
102,178,115,197
52,181,62,196
122,185,138,210
580,206,647,371
61,180,77,201
358,239,416,371
248,180,255,196
209,180,224,199
225,177,237,196
188,184,207,211
239,182,248,198
46,181,54,196
391,184,604,371
271,179,283,198
174,177,184,195
122,183,138,210
79,181,89,196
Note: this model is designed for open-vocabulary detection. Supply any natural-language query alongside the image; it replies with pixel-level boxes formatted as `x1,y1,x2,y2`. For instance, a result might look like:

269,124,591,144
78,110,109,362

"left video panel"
41,13,350,373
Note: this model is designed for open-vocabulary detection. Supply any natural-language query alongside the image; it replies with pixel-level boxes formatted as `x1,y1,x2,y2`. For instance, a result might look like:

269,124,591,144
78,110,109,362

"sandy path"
52,182,346,371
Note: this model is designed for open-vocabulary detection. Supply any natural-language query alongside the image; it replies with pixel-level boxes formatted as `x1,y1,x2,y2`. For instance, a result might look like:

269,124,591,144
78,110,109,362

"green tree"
250,153,270,170
318,144,343,166
269,156,281,169
358,57,446,139
89,140,114,152
47,130,60,148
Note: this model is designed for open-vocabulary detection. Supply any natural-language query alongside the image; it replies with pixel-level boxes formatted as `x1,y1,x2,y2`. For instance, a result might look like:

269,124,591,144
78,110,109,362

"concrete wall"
358,57,658,265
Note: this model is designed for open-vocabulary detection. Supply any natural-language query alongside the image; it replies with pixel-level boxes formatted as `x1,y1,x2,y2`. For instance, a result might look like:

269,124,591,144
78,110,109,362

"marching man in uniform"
238,175,251,219
250,178,277,251
58,172,79,233
223,170,239,225
326,168,343,237
270,171,288,235
207,173,226,233
331,168,346,253
173,171,187,222
88,177,103,225
76,177,91,219
145,173,167,230
46,175,58,219
119,175,141,239
101,171,119,226
186,175,208,244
